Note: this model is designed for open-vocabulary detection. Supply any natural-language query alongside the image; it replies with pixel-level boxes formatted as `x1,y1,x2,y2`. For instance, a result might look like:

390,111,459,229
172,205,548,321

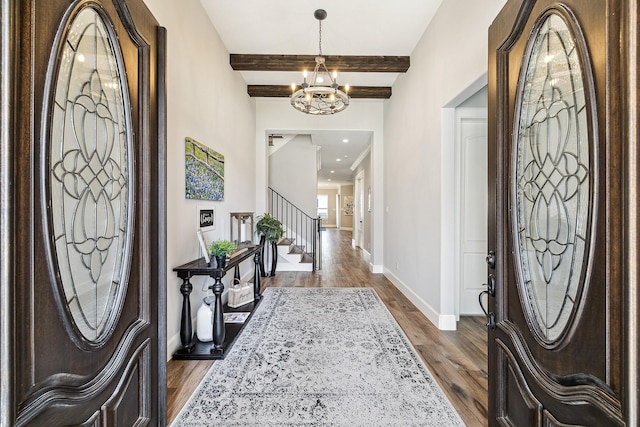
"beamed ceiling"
199,0,444,101
230,54,409,98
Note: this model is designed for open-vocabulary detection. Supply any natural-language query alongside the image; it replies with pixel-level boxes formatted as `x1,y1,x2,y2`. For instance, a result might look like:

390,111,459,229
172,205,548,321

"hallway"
168,229,488,425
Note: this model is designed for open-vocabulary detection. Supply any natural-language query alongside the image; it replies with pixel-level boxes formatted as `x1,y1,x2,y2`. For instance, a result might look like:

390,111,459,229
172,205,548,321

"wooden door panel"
102,341,151,426
497,342,542,426
488,0,631,425
4,0,166,425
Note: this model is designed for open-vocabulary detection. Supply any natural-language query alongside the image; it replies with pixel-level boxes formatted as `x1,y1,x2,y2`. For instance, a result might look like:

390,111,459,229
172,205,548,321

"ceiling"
266,130,368,187
199,0,444,186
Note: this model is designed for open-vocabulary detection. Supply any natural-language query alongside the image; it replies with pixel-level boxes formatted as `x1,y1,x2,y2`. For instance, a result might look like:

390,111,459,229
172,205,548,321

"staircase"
268,187,321,272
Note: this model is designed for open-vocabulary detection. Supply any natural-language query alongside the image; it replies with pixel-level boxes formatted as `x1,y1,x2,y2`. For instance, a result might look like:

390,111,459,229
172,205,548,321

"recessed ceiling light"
343,155,348,158
330,170,335,173
328,179,332,182
342,139,349,143
336,158,341,162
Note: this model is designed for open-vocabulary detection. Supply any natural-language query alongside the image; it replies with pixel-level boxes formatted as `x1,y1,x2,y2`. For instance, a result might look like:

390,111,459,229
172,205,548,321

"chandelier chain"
318,20,323,56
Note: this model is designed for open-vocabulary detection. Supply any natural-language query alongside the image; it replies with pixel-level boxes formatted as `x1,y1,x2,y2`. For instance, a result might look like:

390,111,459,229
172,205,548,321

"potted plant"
255,213,283,276
208,239,236,269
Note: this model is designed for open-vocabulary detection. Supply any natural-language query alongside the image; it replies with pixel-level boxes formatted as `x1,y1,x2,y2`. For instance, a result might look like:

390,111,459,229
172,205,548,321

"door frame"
454,107,488,316
441,74,488,321
0,0,16,423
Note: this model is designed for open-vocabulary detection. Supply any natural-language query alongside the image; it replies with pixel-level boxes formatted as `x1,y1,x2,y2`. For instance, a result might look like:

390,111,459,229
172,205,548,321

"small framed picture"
197,205,215,231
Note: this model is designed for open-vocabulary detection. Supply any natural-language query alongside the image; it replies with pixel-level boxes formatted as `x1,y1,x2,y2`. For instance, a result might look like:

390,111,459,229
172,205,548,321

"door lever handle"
479,274,496,329
486,274,495,296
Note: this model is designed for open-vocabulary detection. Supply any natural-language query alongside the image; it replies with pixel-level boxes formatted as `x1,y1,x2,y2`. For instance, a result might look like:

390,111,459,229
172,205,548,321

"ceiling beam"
247,85,392,99
231,54,410,73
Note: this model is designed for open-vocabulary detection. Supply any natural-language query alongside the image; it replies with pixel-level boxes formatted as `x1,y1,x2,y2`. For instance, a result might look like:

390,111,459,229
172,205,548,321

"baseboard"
383,268,457,331
340,227,353,231
167,333,181,361
369,263,383,274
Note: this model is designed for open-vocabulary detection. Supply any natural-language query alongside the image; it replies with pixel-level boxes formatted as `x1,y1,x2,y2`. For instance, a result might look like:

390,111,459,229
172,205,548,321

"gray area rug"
171,287,464,426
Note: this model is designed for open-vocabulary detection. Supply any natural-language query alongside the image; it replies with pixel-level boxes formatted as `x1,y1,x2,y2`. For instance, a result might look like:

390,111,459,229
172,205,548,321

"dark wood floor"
167,229,488,426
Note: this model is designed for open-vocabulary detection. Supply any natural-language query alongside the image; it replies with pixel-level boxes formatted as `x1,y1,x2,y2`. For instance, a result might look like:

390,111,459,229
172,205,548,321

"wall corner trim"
383,268,457,331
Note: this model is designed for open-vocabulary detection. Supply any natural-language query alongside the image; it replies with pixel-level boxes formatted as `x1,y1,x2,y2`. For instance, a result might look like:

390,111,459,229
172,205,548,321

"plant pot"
214,255,227,269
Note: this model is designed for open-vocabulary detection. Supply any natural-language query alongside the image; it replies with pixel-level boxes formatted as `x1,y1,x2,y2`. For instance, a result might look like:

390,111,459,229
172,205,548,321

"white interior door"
336,194,341,229
456,108,488,315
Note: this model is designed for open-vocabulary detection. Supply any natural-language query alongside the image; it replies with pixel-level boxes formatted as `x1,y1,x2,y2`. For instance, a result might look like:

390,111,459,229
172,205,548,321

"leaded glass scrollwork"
48,6,133,344
514,13,592,342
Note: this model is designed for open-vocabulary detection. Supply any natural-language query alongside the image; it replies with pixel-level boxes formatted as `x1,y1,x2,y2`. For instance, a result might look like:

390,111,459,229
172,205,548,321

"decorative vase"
258,235,278,277
215,255,226,269
196,298,213,342
259,235,267,276
270,240,278,276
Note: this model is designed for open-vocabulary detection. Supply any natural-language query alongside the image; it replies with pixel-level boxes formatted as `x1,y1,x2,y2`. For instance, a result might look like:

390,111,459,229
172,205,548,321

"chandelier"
290,9,349,115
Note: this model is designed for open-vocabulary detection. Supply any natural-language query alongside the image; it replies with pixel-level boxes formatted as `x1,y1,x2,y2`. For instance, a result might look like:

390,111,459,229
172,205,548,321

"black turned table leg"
179,276,195,350
253,250,262,301
210,270,225,353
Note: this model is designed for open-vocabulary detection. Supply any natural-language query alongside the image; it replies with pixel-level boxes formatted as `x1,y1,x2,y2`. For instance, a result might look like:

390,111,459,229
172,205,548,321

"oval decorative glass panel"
514,12,593,343
47,6,133,345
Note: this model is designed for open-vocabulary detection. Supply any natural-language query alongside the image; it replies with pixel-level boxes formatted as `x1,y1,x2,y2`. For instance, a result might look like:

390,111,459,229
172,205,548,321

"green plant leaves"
256,213,283,243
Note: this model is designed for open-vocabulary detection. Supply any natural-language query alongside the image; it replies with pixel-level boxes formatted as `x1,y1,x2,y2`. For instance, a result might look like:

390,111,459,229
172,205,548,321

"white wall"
142,0,256,359
269,135,318,216
383,0,506,329
255,98,385,272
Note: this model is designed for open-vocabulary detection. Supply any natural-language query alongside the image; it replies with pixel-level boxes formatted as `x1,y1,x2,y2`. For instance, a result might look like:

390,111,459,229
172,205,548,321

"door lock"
486,250,496,269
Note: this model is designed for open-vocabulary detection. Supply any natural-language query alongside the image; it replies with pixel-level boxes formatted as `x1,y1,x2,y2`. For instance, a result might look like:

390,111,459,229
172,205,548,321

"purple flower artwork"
185,137,224,201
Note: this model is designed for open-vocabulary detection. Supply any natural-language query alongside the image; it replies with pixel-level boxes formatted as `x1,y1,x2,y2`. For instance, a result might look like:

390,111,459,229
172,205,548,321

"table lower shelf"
172,298,261,360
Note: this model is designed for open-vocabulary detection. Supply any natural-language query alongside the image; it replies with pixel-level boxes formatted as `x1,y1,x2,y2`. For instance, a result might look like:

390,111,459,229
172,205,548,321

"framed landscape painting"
185,137,224,201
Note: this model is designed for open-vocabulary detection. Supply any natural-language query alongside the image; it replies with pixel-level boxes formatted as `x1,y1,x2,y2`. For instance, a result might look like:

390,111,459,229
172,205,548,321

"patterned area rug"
171,288,464,426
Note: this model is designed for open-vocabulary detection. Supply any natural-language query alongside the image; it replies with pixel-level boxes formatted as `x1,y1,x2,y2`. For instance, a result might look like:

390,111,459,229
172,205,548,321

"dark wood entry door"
1,0,166,425
487,0,637,425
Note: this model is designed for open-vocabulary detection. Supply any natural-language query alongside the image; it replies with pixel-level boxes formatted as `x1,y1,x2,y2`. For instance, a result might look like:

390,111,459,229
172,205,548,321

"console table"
173,244,262,360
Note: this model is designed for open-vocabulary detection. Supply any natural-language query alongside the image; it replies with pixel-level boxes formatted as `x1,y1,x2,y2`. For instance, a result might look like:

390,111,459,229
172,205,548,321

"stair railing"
268,187,321,271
